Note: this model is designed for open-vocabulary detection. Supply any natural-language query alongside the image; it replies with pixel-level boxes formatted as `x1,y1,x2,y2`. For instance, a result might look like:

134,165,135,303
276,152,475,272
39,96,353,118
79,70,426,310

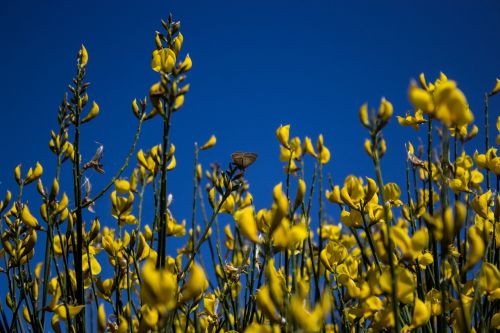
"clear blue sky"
1,1,499,263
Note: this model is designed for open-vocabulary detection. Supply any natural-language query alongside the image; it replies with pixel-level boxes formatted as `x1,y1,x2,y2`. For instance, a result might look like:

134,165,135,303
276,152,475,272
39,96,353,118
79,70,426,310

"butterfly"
83,143,105,174
231,152,258,169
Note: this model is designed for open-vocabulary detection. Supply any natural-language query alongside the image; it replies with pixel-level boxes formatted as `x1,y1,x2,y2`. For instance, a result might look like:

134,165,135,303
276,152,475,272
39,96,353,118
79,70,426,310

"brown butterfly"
231,152,257,169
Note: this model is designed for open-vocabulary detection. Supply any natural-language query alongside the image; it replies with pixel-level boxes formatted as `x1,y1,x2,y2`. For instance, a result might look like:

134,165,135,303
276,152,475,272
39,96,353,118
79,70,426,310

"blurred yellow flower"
200,135,216,150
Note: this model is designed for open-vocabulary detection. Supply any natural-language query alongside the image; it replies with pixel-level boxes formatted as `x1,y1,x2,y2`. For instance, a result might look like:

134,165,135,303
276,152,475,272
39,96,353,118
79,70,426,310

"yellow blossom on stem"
320,241,347,272
303,136,317,157
397,109,426,130
317,134,330,164
181,263,208,302
233,206,260,243
151,47,176,73
402,298,430,332
359,103,370,128
276,124,290,148
141,259,177,313
80,44,88,67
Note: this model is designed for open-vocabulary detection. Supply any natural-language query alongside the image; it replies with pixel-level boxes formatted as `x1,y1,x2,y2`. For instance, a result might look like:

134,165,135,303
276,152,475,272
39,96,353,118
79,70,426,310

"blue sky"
1,0,499,277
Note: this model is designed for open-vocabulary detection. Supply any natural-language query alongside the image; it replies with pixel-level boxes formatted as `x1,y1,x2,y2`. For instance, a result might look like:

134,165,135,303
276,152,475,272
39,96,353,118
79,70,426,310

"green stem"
371,132,400,332
316,161,324,304
180,192,229,278
190,145,199,255
360,211,382,272
157,105,173,269
72,72,85,332
485,93,490,190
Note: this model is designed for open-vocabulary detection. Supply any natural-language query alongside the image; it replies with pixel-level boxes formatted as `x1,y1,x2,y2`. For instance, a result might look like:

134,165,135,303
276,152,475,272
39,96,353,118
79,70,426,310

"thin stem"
316,161,324,303
485,93,490,190
180,192,229,278
371,131,400,332
72,69,85,331
157,105,173,269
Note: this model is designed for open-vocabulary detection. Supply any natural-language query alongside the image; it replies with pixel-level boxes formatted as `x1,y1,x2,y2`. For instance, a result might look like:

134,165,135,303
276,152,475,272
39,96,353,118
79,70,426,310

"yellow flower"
110,190,136,226
409,74,473,127
433,80,473,127
115,179,131,194
480,263,500,300
471,190,493,220
378,97,393,123
131,98,141,118
293,179,306,211
384,183,403,207
136,233,152,261
181,263,208,302
200,135,216,150
464,225,485,271
492,312,500,330
408,82,434,114
380,267,416,304
319,223,342,241
179,54,192,73
303,136,317,157
81,101,99,123
425,289,442,316
339,176,364,209
166,213,186,237
440,203,466,246
54,304,85,320
397,109,426,130
269,183,288,234
450,124,478,142
271,218,307,250
233,206,259,243
320,241,347,272
98,304,106,333
141,259,177,313
282,136,302,160
265,259,285,307
474,148,500,175
359,103,370,128
140,305,159,329
337,256,360,297
171,32,184,55
256,285,280,322
151,47,176,73
21,204,38,229
317,134,330,164
325,185,342,205
391,225,429,262
402,298,430,332
173,95,185,111
490,78,500,96
340,209,362,228
82,253,101,275
244,323,275,333
362,296,384,317
290,293,330,332
276,124,290,148
80,44,88,67
24,162,43,185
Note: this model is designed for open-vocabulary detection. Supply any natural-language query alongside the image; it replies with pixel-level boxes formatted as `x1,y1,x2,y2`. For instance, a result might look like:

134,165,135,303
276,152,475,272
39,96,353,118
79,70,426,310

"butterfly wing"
231,152,257,169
